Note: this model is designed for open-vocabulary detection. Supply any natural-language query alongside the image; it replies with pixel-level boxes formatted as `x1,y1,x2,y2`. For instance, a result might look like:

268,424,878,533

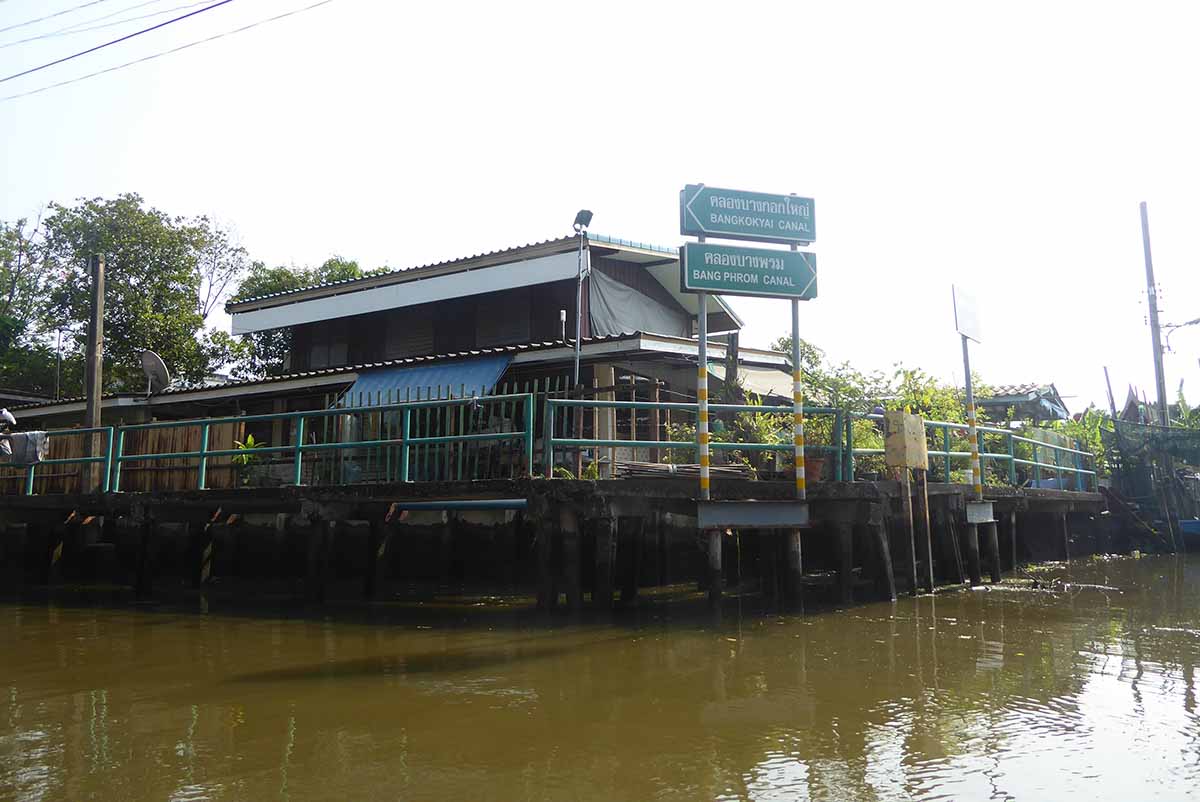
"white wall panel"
231,252,578,335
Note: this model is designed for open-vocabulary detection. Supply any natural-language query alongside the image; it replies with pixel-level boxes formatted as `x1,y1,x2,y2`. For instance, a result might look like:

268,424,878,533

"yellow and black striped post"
791,299,806,501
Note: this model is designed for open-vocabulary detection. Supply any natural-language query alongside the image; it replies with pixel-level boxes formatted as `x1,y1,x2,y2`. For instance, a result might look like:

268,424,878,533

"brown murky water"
2,555,1199,801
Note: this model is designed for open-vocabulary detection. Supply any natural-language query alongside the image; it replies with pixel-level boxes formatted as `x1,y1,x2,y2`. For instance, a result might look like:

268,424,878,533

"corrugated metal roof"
342,355,513,405
9,334,645,412
226,233,682,310
986,383,1051,399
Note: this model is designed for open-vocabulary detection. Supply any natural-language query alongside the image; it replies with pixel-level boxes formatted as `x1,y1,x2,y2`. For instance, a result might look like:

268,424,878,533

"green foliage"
232,434,267,486
0,218,60,395
1175,387,1200,430
551,462,599,480
1048,406,1109,477
40,194,211,391
194,220,249,321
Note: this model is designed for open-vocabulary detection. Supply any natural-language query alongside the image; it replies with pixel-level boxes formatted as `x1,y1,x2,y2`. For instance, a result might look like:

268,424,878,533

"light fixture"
572,210,594,387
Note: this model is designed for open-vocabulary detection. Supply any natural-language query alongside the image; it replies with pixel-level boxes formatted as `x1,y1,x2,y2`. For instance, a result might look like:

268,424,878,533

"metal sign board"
966,501,995,524
680,184,815,244
682,242,817,300
953,284,983,343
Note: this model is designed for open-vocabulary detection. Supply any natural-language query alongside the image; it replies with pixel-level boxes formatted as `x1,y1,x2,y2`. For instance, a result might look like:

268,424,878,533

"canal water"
2,555,1198,801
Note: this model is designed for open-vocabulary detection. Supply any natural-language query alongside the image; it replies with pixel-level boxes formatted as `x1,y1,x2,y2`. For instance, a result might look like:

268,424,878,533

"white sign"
952,285,983,343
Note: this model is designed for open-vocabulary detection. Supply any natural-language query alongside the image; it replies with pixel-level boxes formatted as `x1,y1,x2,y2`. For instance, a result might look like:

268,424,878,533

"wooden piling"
786,528,803,608
1060,512,1071,563
135,517,153,599
964,522,982,586
1,523,28,586
594,515,616,611
760,528,779,601
306,521,331,603
620,517,643,605
1008,509,1018,570
195,508,222,588
873,520,897,602
835,521,854,604
562,507,582,612
364,518,392,601
898,469,918,596
706,528,722,606
535,514,557,611
913,469,934,592
984,520,1002,583
47,512,74,586
941,506,966,584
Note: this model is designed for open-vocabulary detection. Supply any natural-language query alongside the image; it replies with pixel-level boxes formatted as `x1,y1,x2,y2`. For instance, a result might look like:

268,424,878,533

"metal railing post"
1073,448,1083,491
978,429,987,487
103,426,114,492
112,429,125,492
1032,444,1041,485
197,422,210,490
543,401,555,479
943,426,951,481
291,416,306,486
845,413,855,481
400,408,411,482
524,394,534,478
832,410,843,481
1007,432,1016,486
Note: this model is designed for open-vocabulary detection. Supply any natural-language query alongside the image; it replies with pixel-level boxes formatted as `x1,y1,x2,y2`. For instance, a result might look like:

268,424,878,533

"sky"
3,0,1200,413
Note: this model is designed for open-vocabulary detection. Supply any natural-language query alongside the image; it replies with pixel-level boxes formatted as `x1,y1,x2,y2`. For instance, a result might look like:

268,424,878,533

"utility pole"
1140,202,1169,426
84,254,105,489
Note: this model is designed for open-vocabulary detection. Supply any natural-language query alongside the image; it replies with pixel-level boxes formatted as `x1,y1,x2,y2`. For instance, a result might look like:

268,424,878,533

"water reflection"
0,556,1197,801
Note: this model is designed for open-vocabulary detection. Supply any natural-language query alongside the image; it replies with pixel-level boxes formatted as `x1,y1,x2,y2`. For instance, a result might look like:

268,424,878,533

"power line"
44,0,170,34
1,1,211,50
0,0,117,35
1,0,335,102
0,0,236,84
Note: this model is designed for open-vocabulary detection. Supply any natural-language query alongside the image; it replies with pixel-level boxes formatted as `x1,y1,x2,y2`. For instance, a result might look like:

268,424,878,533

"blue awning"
341,355,512,406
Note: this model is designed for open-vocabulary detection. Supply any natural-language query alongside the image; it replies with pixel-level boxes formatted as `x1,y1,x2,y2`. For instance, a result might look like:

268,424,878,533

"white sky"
3,0,1199,412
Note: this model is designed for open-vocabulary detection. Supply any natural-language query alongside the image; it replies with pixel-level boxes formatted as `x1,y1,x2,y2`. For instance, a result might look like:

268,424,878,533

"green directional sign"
680,184,815,244
681,242,817,300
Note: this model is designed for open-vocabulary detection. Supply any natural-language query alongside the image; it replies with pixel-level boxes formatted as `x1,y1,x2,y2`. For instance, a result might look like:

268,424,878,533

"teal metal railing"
544,398,1096,491
844,413,1097,491
111,394,535,492
7,393,1096,495
544,398,844,478
8,426,116,495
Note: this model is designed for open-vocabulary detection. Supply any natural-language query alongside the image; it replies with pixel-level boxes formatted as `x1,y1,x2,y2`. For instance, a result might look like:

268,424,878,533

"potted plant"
232,434,268,487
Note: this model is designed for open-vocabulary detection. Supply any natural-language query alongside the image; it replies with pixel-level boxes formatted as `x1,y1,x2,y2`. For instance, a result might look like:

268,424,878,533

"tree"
0,217,60,395
41,194,212,392
194,219,249,321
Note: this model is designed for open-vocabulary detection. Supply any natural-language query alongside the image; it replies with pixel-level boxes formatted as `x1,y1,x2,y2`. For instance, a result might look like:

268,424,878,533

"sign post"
953,285,994,585
680,185,817,608
952,285,984,501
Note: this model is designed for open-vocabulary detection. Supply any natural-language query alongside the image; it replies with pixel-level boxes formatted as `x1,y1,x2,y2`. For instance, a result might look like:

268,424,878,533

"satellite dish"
140,350,171,396
0,408,14,427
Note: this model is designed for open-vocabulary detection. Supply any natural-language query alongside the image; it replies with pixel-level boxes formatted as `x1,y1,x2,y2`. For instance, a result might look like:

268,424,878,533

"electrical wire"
1,0,334,102
0,0,117,35
1,0,236,84
0,1,207,50
40,0,168,34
